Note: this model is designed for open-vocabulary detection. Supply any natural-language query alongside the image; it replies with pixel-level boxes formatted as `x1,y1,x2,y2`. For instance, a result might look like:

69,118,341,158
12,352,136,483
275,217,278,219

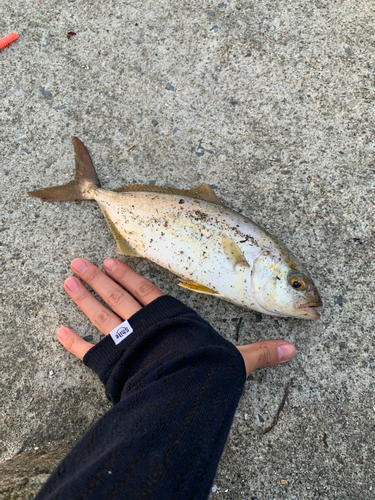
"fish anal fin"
113,183,224,206
115,236,142,257
103,212,142,257
178,280,220,296
221,234,250,271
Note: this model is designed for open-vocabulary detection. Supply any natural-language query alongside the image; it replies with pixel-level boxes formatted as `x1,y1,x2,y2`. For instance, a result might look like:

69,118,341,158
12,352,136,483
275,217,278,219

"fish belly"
95,190,261,306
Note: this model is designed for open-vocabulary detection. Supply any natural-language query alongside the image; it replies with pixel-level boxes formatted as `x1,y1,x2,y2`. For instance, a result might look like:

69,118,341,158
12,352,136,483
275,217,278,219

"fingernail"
58,328,68,340
278,344,296,363
104,259,118,272
71,258,88,273
65,276,80,292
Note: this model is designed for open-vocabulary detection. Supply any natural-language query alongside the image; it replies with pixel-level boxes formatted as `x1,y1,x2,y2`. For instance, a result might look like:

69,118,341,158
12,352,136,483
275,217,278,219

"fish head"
250,247,323,319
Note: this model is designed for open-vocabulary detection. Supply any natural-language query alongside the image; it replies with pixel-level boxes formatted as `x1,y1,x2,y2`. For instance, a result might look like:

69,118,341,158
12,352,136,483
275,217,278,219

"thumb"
237,340,296,378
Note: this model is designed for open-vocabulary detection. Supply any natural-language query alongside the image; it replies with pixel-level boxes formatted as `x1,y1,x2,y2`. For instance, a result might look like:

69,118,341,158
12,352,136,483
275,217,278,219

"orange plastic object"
0,32,18,51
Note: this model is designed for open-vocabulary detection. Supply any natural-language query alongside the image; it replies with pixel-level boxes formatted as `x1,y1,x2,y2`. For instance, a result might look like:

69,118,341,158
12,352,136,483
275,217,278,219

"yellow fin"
178,280,220,296
113,183,225,206
102,211,142,257
221,234,250,271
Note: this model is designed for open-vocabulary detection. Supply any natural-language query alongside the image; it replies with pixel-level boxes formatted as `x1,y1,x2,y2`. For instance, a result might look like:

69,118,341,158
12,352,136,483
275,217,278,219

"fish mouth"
297,301,323,319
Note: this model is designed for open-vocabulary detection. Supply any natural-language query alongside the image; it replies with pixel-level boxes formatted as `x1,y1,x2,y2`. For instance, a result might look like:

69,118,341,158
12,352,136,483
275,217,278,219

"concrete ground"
1,0,374,498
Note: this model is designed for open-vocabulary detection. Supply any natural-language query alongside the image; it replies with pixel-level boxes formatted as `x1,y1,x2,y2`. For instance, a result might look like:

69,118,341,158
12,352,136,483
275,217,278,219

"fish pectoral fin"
221,234,251,271
178,280,220,296
113,183,225,206
103,212,142,257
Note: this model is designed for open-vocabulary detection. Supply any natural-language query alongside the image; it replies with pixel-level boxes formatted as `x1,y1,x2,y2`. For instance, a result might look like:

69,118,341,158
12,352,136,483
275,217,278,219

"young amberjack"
28,137,323,319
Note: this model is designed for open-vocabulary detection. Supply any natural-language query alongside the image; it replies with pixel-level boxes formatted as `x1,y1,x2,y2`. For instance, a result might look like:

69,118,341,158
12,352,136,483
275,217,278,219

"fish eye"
289,274,306,291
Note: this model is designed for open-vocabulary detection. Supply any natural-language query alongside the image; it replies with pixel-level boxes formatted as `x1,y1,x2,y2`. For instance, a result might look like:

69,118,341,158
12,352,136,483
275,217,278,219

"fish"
28,137,323,319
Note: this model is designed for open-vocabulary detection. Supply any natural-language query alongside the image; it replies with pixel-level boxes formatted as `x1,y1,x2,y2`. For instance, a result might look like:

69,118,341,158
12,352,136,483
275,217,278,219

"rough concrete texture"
0,0,374,498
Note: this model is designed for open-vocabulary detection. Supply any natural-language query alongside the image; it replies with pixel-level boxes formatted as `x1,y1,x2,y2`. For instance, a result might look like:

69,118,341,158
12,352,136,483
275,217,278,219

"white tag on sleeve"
110,320,134,345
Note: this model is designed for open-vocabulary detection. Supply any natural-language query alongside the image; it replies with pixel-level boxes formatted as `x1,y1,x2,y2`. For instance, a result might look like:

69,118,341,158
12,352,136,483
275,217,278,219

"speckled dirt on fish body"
28,137,323,319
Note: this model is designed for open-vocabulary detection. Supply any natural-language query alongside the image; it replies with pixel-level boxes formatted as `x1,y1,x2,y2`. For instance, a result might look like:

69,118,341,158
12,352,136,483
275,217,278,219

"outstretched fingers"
59,258,164,361
103,258,164,305
70,258,143,319
64,275,122,335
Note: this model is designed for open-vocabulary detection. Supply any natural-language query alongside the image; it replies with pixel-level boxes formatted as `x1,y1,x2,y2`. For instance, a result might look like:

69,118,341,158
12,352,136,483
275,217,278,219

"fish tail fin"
27,137,100,202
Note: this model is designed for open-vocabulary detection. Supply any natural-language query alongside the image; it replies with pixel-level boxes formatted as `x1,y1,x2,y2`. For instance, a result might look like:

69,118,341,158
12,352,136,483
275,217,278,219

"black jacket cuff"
83,295,196,383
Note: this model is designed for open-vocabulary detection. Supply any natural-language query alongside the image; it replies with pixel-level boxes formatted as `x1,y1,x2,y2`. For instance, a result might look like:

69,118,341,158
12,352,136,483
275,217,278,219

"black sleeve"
35,296,247,500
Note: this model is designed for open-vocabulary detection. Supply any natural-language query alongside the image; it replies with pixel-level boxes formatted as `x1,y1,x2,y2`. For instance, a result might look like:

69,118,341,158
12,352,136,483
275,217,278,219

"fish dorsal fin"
189,183,224,205
221,234,250,271
113,183,225,206
178,280,220,296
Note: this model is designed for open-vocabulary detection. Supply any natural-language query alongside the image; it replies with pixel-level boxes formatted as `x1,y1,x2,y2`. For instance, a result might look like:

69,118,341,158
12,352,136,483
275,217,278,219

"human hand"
57,258,296,377
57,258,164,360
